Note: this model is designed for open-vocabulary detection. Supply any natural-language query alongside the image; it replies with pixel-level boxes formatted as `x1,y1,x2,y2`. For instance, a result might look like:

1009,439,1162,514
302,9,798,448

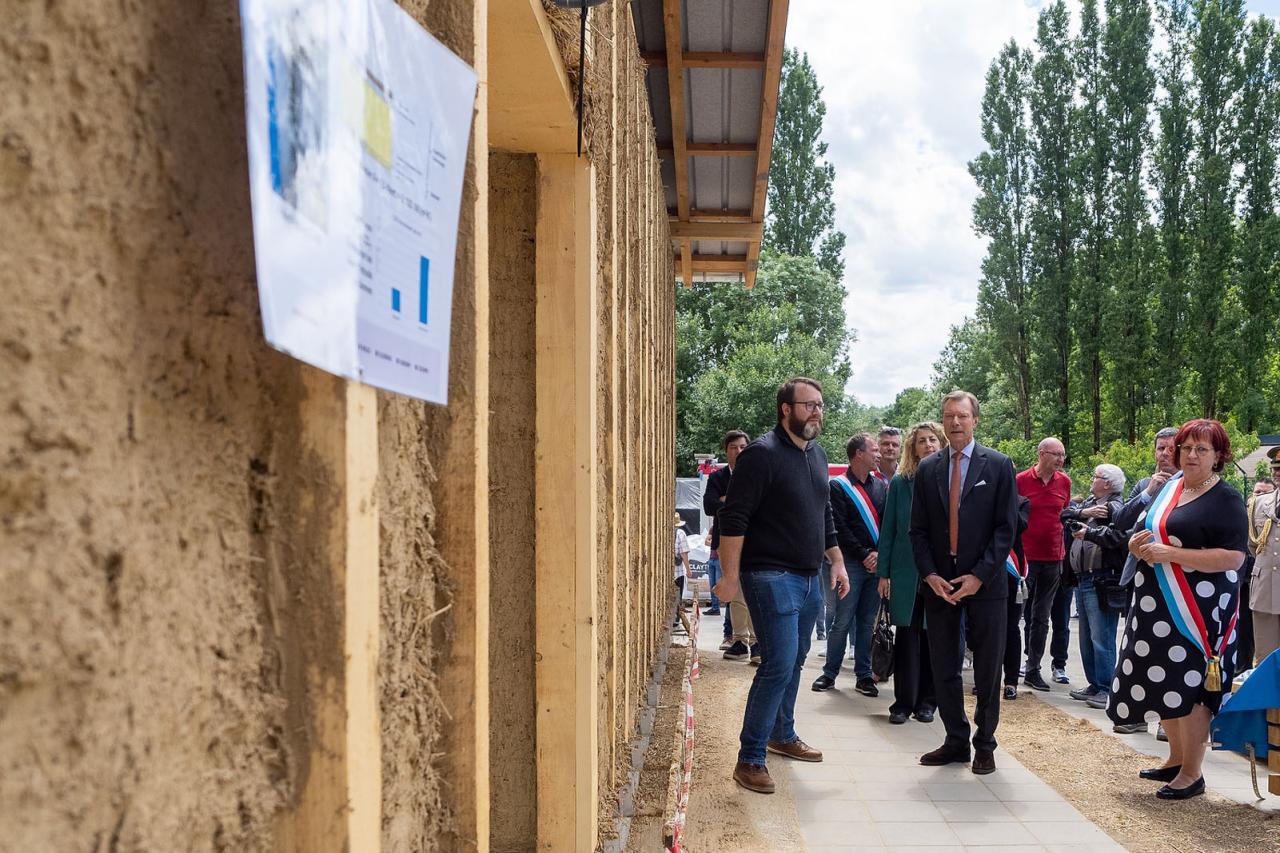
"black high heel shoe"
1155,777,1205,800
1138,764,1182,782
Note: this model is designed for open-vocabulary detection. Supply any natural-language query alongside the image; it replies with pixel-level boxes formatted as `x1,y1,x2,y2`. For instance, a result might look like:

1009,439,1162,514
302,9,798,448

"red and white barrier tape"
664,590,701,852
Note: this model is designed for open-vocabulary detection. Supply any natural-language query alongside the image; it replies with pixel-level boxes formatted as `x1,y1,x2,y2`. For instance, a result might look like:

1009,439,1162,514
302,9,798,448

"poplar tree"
1232,15,1280,431
1151,0,1196,424
1074,0,1112,452
1188,0,1245,418
765,48,847,280
1103,0,1156,444
1028,1,1078,449
971,42,1036,440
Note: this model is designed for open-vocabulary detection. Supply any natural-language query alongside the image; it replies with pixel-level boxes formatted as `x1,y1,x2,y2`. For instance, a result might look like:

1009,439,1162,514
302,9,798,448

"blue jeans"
823,565,879,681
1076,575,1119,693
737,570,821,764
706,557,722,611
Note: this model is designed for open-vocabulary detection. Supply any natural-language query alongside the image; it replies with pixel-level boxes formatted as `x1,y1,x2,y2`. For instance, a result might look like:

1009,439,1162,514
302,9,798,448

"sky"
784,0,1280,408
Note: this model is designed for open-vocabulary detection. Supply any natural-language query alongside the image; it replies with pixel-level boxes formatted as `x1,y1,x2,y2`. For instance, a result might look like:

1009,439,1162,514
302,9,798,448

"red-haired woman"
1108,419,1249,800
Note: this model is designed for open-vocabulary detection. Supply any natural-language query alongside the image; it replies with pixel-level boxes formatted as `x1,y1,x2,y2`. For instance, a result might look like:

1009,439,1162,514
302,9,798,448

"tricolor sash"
1144,473,1238,691
833,474,879,545
1005,550,1026,580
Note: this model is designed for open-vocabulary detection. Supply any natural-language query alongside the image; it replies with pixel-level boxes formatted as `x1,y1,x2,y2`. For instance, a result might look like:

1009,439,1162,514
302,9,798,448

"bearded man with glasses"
714,377,851,795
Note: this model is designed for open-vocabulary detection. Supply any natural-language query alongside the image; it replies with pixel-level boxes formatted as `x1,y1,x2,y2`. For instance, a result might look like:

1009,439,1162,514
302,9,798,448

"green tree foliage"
765,49,847,280
1103,0,1156,444
1028,1,1079,452
1232,15,1280,430
949,0,1275,479
970,41,1036,441
675,252,867,473
1073,0,1112,452
1152,0,1196,424
1188,0,1245,418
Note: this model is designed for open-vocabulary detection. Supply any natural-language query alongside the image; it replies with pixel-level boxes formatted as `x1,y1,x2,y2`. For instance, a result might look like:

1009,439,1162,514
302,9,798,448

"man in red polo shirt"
1015,437,1071,692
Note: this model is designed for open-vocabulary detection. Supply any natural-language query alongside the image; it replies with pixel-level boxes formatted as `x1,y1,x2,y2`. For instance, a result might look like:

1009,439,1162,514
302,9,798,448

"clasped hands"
1128,529,1173,564
925,572,982,605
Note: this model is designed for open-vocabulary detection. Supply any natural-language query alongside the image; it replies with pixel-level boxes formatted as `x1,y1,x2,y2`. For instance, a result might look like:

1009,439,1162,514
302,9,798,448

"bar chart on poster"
241,0,476,404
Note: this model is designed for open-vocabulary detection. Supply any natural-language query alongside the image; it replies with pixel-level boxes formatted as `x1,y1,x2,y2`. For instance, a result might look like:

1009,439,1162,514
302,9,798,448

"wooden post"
1268,708,1280,796
535,153,600,851
421,0,490,847
275,377,380,853
606,0,623,792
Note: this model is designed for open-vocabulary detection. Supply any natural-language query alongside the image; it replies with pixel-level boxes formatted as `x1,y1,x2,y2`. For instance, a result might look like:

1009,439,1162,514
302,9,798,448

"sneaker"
888,710,909,724
703,607,721,616
1085,693,1110,710
1023,671,1050,691
1003,685,1018,700
723,641,749,661
749,644,761,666
1156,724,1168,742
719,638,734,651
1114,722,1149,734
816,648,827,658
855,678,879,697
1069,686,1100,701
1052,667,1070,684
1019,661,1027,677
733,761,775,794
811,675,835,692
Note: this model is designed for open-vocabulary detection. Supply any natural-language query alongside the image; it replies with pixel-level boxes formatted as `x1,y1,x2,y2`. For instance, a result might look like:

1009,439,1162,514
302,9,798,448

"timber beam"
642,50,766,69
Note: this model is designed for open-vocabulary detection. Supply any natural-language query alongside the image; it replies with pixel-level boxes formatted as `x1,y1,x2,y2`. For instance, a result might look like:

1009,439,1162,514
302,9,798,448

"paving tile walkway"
695,618,1125,852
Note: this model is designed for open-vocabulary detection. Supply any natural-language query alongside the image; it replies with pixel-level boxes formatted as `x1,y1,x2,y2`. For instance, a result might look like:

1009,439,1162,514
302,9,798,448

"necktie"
949,450,962,555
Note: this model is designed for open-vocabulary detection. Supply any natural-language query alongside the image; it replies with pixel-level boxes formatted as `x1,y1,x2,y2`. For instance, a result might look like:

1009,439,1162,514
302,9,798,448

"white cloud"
786,0,1047,406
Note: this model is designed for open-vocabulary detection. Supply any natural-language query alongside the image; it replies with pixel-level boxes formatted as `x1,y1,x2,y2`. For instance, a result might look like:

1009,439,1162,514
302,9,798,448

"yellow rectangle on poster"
363,82,392,168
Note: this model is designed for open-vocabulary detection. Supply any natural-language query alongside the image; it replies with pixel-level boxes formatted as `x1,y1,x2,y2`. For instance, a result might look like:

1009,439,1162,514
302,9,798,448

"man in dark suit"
909,390,1018,775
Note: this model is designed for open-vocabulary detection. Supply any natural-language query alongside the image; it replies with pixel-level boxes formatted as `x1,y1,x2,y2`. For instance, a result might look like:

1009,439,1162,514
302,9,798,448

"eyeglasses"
1041,450,1066,458
791,400,824,412
1091,473,1108,479
1179,444,1216,457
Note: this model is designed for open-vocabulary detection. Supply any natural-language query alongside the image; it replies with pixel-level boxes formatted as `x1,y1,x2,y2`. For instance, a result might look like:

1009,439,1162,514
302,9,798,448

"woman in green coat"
877,421,944,725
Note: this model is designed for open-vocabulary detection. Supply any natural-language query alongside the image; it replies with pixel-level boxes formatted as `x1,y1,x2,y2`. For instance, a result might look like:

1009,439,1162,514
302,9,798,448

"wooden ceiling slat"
661,0,691,222
669,221,764,241
745,0,790,289
642,51,766,69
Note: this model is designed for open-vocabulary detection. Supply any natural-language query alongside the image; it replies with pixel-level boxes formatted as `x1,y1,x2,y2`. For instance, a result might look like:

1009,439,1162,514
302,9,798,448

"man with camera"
1015,437,1073,691
1063,465,1130,722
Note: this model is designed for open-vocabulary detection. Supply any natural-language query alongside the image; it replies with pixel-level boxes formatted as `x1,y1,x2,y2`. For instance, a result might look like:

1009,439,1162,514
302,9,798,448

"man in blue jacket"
812,433,888,696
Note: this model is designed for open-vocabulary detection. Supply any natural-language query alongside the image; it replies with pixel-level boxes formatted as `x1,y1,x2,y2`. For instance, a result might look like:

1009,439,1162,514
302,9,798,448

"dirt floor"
995,694,1280,852
661,642,807,852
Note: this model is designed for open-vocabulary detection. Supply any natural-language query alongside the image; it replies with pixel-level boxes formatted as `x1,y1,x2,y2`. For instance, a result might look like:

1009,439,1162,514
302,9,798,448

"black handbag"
871,600,895,681
1094,572,1130,612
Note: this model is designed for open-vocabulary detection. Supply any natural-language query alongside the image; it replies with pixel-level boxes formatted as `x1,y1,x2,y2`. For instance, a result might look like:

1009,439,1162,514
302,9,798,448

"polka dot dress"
1108,480,1249,724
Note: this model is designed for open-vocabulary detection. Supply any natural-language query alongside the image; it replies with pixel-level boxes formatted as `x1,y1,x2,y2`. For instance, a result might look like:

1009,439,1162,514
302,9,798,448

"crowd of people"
688,377,1275,802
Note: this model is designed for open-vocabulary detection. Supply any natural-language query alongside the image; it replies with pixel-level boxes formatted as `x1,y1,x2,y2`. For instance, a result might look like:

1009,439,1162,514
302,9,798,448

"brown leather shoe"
733,761,775,794
767,738,823,762
972,749,996,775
919,744,970,766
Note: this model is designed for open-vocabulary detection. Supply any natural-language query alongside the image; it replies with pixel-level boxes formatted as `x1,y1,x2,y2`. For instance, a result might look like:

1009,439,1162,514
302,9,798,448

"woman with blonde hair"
877,421,945,724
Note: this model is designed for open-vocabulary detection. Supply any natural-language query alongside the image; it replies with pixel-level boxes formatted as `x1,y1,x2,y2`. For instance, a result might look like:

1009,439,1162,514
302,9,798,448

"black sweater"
718,425,838,575
703,464,732,550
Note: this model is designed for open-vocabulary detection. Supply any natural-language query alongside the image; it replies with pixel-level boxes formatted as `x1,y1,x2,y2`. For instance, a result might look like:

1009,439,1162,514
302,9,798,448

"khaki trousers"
1253,611,1280,667
730,590,755,643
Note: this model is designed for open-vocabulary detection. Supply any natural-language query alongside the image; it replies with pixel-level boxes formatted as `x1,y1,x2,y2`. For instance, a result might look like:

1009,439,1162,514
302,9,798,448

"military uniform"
1249,491,1280,665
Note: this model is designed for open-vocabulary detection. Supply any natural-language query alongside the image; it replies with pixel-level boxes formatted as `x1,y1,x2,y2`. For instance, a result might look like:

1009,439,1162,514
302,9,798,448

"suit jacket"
909,442,1019,601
